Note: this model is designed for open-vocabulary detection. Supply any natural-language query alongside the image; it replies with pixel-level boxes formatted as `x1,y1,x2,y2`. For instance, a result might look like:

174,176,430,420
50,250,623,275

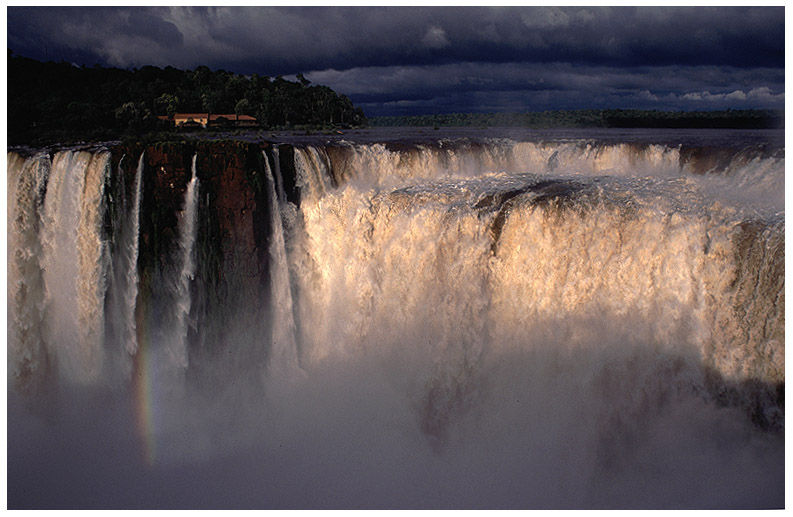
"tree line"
8,52,367,145
370,109,784,130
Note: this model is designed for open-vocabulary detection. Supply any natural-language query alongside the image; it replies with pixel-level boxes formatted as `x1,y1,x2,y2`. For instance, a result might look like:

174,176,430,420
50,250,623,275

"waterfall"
39,152,86,380
7,152,50,389
37,151,111,384
6,140,783,391
320,139,783,212
293,146,332,201
263,151,300,371
6,134,784,508
167,154,200,370
106,151,146,379
123,152,145,356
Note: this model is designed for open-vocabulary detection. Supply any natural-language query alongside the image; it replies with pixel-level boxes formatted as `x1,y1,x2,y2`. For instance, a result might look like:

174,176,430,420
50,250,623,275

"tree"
234,98,251,116
115,101,154,132
155,93,180,117
201,91,213,112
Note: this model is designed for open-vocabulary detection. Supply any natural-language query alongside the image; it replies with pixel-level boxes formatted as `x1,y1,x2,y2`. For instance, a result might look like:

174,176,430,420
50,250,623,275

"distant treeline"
370,109,784,130
8,53,367,145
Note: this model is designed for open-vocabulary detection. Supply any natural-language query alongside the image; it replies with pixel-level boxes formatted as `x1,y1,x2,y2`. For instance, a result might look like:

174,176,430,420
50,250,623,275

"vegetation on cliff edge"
8,52,367,146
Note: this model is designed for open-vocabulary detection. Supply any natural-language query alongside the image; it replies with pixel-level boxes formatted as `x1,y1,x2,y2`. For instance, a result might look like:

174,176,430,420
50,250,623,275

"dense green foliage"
371,109,784,130
8,53,367,145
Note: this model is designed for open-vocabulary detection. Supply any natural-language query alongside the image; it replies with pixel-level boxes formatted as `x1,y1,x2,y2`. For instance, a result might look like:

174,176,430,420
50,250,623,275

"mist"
8,324,784,508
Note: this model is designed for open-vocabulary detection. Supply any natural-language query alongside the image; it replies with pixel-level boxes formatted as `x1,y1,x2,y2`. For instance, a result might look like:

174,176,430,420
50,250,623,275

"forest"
8,53,367,145
370,109,784,130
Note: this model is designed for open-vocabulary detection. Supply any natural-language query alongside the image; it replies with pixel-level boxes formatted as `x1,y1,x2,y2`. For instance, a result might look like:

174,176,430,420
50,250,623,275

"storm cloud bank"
6,7,786,120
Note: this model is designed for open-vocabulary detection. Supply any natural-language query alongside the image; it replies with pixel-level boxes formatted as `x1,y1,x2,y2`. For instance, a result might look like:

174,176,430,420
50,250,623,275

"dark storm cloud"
309,62,785,116
6,6,785,115
8,6,184,68
8,6,782,71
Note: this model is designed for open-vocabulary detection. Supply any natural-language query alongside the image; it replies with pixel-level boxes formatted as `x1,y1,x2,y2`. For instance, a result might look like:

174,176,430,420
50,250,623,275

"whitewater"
6,128,784,508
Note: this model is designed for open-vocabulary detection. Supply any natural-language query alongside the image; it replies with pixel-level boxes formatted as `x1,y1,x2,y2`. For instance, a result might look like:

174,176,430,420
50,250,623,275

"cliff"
109,140,303,374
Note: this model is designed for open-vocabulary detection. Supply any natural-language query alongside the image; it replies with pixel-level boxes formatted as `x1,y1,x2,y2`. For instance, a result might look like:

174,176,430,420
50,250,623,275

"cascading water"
7,130,784,509
168,154,200,371
7,152,50,389
293,146,333,201
124,153,145,356
105,152,145,380
263,150,300,372
34,150,111,384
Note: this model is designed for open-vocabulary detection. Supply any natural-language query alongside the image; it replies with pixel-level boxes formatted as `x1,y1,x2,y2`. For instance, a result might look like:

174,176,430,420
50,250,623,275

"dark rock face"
110,140,275,372
193,143,272,372
275,144,301,206
196,142,269,290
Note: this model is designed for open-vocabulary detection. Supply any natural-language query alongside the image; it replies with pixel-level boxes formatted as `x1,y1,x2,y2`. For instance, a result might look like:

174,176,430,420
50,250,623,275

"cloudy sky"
6,6,785,117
